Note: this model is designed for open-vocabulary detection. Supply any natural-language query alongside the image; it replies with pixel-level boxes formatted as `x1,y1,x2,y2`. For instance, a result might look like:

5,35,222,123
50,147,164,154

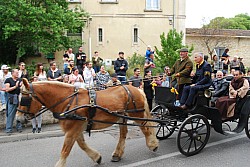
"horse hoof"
111,156,121,162
97,156,102,164
153,147,158,152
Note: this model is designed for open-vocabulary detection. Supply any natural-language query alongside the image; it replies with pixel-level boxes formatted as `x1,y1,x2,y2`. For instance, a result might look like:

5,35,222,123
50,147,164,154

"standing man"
129,68,142,88
47,61,62,81
92,51,103,73
83,61,96,87
170,48,193,105
4,69,22,134
0,65,11,112
114,51,128,84
68,48,75,63
180,52,212,110
76,47,86,71
221,48,230,74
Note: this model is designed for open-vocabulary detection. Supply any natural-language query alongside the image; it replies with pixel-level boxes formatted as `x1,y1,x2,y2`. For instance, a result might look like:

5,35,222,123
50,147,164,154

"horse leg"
137,120,159,152
111,119,128,162
55,132,77,167
76,132,102,164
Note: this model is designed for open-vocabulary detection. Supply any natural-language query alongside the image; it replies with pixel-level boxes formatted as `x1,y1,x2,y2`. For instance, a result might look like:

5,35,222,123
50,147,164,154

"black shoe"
37,128,41,133
17,129,22,133
32,128,36,133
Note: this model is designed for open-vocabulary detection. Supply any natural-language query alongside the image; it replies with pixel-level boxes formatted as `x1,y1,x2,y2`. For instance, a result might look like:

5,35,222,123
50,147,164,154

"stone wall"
0,110,58,130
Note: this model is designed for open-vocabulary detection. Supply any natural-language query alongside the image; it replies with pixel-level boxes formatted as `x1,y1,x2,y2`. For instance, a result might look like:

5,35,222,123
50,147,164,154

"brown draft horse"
18,78,158,167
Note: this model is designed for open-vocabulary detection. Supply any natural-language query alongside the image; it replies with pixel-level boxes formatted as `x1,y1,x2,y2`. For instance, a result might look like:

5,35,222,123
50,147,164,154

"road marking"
120,134,246,167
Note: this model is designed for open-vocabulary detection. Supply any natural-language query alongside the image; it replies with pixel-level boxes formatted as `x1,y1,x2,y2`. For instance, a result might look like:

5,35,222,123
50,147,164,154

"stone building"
186,28,250,67
25,0,187,68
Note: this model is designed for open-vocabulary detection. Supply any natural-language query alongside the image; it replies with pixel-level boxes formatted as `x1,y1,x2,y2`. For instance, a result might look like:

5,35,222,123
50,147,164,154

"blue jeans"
5,96,22,132
0,91,7,104
118,76,127,85
93,66,100,73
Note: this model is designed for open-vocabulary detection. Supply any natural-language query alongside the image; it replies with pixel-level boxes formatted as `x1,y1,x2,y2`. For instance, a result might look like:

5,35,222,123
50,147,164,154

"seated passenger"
211,71,229,105
179,52,212,110
216,70,249,119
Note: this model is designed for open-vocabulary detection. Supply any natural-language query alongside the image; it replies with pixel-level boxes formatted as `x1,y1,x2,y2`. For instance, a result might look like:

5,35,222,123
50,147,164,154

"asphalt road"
0,125,250,167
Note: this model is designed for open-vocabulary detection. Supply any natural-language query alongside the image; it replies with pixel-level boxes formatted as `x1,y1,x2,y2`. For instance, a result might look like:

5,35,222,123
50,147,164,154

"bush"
154,29,194,74
127,53,145,78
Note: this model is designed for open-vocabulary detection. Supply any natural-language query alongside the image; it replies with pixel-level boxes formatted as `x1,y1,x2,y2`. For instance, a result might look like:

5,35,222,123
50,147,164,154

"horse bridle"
18,83,79,119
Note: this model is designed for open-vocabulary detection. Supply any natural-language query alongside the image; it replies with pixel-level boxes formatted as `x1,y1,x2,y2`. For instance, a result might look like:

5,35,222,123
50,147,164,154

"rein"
19,83,163,129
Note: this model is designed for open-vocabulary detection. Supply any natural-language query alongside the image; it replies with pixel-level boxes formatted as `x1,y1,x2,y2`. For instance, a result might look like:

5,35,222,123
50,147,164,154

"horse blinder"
20,96,32,106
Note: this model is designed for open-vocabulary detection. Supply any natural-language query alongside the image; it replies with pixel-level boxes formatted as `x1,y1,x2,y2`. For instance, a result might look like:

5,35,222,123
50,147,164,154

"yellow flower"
170,87,179,95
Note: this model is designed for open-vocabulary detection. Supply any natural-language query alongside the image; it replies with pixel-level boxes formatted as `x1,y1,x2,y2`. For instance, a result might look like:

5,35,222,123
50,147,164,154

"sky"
186,0,250,28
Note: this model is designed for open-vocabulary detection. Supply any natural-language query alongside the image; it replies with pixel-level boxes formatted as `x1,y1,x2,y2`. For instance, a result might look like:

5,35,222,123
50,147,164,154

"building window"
98,28,103,43
146,0,160,10
100,0,118,4
133,28,138,43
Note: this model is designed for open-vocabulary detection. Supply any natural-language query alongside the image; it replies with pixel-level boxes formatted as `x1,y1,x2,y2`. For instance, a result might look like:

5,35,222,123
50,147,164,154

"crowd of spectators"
1,46,250,134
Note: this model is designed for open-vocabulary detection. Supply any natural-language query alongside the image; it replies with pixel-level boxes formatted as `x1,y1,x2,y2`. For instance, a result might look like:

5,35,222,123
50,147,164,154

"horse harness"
18,84,146,135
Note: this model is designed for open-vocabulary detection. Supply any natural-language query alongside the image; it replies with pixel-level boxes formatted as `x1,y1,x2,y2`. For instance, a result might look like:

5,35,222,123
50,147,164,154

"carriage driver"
179,52,212,110
169,48,193,106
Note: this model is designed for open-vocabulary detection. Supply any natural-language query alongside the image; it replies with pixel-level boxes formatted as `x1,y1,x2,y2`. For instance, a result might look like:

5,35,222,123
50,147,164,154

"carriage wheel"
245,115,250,139
177,114,210,156
151,105,177,140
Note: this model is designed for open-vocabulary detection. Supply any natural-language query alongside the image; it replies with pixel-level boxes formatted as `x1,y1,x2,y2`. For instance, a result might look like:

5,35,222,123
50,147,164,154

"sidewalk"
0,124,63,143
0,123,121,144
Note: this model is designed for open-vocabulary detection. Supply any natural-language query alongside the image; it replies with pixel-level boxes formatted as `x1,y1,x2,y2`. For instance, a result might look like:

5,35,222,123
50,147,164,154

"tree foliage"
205,13,250,30
154,29,193,74
0,0,88,64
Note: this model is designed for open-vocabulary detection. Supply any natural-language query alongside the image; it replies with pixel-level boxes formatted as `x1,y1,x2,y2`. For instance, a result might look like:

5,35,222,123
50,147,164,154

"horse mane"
32,81,75,88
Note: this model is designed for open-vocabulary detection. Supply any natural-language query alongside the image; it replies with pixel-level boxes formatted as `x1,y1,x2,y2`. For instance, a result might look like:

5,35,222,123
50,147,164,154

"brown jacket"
170,57,193,85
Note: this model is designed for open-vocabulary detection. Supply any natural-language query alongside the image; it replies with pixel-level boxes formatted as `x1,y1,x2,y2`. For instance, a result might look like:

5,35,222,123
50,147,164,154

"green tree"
205,13,250,30
154,29,193,74
0,0,88,65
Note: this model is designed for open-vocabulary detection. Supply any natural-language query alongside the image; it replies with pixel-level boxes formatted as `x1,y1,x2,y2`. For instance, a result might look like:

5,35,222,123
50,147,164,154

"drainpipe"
173,0,175,30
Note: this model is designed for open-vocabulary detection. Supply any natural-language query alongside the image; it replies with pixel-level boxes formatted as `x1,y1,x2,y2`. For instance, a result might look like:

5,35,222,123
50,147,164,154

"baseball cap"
179,48,188,52
1,65,10,70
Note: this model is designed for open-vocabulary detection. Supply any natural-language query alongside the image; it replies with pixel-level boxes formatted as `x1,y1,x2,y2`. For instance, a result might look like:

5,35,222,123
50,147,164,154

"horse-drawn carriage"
17,78,250,166
152,86,250,156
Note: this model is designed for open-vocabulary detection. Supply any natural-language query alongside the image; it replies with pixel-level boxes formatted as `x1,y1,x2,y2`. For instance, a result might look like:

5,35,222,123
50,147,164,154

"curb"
0,126,119,144
0,130,64,144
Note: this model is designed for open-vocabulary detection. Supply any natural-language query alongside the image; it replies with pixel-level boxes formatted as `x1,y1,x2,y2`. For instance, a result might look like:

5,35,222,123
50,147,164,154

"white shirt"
83,67,95,87
0,70,11,88
68,53,75,61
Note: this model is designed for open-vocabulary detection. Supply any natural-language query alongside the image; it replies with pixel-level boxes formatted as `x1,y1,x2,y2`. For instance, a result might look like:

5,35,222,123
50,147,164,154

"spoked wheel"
177,114,210,156
245,115,250,139
151,105,177,140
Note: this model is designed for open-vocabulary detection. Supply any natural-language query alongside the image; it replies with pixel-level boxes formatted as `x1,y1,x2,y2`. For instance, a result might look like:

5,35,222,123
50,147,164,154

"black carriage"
151,86,250,156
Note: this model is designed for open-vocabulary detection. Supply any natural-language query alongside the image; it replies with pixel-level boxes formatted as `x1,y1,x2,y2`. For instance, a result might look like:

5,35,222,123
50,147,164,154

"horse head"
16,78,42,123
